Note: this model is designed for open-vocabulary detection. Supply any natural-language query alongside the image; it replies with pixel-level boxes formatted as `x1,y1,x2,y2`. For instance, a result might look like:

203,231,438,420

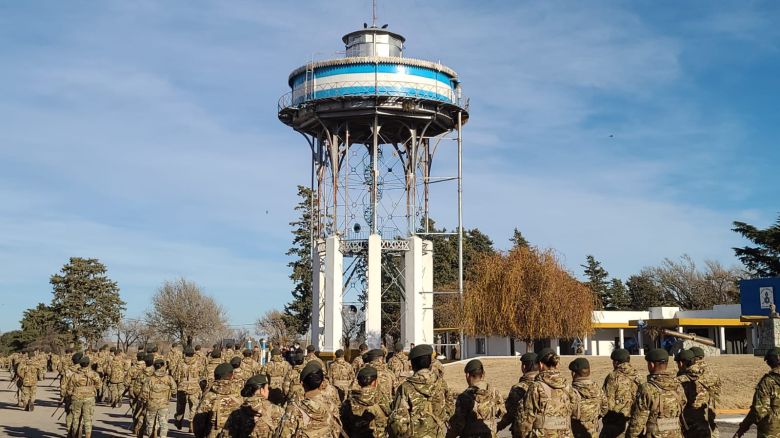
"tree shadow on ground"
0,426,62,438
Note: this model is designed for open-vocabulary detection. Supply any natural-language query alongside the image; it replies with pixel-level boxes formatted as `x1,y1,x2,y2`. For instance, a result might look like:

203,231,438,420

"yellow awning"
628,318,750,328
591,322,636,329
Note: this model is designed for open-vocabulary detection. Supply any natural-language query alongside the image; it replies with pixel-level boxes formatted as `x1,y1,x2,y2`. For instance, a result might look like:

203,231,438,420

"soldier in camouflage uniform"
364,348,397,402
276,361,343,438
735,347,780,438
329,349,355,402
498,352,538,437
66,355,101,438
569,358,607,438
387,342,412,382
124,352,147,433
675,349,720,438
263,348,291,405
193,363,244,438
133,353,156,437
175,346,206,431
446,359,504,438
283,351,306,403
626,349,686,438
518,348,580,437
388,344,453,438
16,351,46,411
353,343,369,372
303,344,326,370
206,350,225,387
106,348,129,408
224,374,284,438
230,356,250,395
62,352,84,434
342,365,392,437
601,349,642,438
242,349,260,375
142,359,177,438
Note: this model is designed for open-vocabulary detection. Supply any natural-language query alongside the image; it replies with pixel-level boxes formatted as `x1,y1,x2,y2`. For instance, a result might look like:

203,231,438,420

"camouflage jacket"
498,371,538,437
571,377,607,438
446,381,505,438
677,362,720,437
604,363,642,418
143,369,177,410
107,356,129,384
135,367,155,402
177,355,206,394
61,363,81,396
303,354,326,373
224,395,284,438
205,357,225,385
125,361,146,397
276,389,343,438
17,358,45,386
739,367,780,438
518,370,579,438
231,366,250,395
388,368,452,438
194,379,244,437
264,356,291,389
369,360,398,401
66,367,102,401
341,386,392,438
352,355,365,373
626,372,685,438
388,352,412,380
284,365,305,402
329,357,355,389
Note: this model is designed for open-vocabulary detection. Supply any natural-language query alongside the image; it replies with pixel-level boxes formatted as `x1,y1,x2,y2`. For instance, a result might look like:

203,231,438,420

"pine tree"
283,186,315,335
732,215,780,278
582,255,610,309
510,228,530,249
50,257,125,346
606,278,631,310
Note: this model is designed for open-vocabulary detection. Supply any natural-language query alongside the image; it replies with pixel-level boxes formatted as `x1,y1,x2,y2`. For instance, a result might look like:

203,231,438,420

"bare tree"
342,304,365,350
645,255,742,310
146,278,228,343
256,310,295,347
115,319,153,352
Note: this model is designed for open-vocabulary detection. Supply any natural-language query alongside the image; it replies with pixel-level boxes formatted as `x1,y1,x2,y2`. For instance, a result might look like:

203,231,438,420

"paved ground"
0,368,755,437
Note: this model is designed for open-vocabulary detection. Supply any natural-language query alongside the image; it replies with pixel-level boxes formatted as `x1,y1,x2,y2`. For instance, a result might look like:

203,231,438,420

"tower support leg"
403,236,434,347
311,239,325,350
365,234,382,348
323,235,343,353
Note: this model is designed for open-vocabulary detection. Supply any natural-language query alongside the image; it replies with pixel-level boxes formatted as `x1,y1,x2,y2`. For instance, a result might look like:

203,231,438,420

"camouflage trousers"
175,390,201,424
70,397,95,437
19,385,37,410
600,412,629,438
573,418,600,438
146,406,170,438
64,397,74,433
132,397,146,435
107,382,124,406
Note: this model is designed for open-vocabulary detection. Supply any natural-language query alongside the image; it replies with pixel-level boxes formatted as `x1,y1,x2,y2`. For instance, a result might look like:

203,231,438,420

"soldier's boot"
28,399,34,411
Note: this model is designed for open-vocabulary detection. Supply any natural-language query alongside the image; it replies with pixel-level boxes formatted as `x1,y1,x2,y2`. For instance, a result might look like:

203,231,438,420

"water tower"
278,22,467,353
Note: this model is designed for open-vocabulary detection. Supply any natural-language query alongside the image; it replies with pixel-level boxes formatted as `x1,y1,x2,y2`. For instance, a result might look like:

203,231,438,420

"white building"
460,304,753,358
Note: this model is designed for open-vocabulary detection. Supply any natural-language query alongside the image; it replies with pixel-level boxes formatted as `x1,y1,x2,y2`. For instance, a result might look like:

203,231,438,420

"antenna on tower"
372,0,377,27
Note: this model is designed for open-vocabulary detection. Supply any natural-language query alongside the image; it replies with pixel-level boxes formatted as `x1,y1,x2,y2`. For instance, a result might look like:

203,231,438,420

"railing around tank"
278,80,466,112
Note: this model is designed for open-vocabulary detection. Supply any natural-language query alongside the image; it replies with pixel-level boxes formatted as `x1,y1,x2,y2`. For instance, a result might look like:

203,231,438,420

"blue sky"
1,1,778,332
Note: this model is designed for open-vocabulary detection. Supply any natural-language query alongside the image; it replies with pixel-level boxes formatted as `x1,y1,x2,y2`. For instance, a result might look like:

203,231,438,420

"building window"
476,337,486,355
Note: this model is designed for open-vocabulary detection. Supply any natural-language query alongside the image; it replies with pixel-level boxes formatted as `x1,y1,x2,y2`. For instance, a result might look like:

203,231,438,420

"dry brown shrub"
462,246,596,340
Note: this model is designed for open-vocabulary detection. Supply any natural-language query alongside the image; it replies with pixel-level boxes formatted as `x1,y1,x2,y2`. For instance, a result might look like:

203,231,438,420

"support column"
551,338,560,355
310,239,325,351
720,326,727,353
403,236,433,346
365,234,382,349
638,330,645,356
583,335,589,355
618,328,625,350
322,236,343,353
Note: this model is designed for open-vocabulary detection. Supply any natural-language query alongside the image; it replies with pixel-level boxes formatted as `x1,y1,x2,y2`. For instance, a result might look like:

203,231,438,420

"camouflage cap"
690,346,705,358
300,361,323,381
568,357,590,372
408,344,433,360
246,374,267,386
610,349,630,362
230,357,242,367
144,354,155,365
464,359,483,374
184,347,195,356
765,347,780,360
365,349,384,362
72,352,83,364
215,363,234,380
153,359,165,367
79,356,90,366
335,349,344,358
536,347,556,363
520,352,537,365
306,344,316,353
357,365,377,380
271,348,281,355
645,348,669,362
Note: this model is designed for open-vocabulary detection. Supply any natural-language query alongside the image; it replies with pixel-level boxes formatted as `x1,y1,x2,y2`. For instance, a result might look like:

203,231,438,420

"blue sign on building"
740,277,780,317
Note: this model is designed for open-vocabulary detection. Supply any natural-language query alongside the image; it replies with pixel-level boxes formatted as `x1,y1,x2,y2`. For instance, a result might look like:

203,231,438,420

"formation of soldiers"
4,341,780,437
